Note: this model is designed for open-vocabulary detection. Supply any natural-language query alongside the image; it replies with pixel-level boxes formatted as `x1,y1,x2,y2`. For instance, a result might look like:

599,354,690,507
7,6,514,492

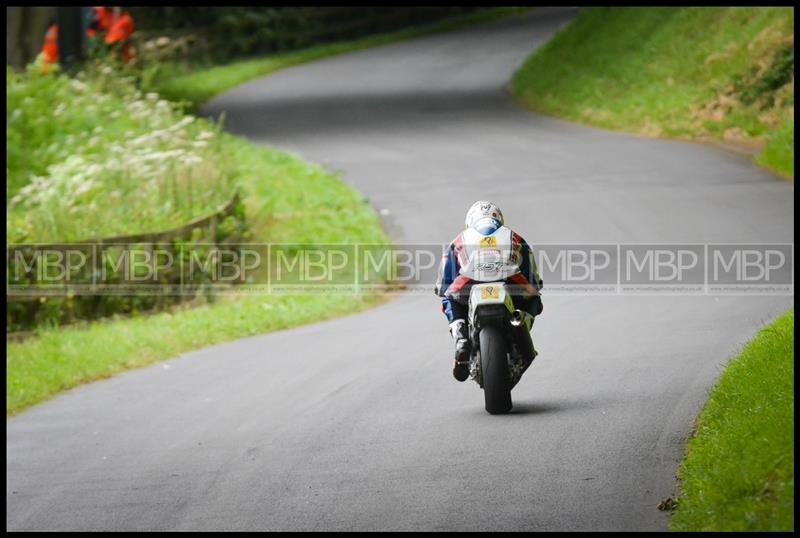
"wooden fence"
7,191,246,334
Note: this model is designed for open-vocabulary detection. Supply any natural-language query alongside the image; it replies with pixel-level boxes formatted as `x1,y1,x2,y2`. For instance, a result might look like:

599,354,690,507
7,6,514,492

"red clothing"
105,13,134,44
105,12,136,62
41,9,137,67
41,23,58,64
86,6,115,37
435,226,543,322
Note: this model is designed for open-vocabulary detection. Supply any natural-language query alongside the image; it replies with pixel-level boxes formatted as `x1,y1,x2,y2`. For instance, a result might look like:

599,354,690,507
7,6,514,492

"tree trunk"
6,6,57,69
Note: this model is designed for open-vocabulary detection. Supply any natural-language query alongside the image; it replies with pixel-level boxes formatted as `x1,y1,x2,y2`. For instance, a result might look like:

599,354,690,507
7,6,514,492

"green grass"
671,309,794,531
6,121,392,415
6,292,390,415
7,49,394,413
7,62,232,241
148,7,531,110
755,115,794,178
6,113,393,414
509,7,794,178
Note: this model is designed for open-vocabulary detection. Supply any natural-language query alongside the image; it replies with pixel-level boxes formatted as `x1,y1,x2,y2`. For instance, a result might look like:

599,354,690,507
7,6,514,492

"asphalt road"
7,8,794,531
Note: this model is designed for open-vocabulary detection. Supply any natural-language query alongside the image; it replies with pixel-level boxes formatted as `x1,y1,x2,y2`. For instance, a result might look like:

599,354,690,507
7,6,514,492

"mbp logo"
621,245,704,291
536,245,617,292
709,244,793,292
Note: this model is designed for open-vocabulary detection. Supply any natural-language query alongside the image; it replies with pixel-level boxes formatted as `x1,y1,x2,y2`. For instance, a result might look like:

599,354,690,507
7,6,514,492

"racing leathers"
435,225,544,324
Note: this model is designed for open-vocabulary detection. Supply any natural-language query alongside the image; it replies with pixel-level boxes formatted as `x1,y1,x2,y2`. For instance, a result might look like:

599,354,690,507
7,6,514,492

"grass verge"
509,7,794,179
7,293,390,415
671,308,794,531
7,63,232,237
6,130,393,414
7,56,392,413
148,7,531,110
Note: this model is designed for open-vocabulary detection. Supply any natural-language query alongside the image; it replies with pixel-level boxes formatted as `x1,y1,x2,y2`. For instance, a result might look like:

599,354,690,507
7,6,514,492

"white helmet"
464,200,504,234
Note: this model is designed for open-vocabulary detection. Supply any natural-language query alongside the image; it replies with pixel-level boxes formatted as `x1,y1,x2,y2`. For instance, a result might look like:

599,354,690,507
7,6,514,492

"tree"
7,6,56,69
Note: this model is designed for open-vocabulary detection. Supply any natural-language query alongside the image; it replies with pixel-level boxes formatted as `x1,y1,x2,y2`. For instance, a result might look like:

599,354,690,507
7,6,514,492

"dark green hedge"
130,7,482,59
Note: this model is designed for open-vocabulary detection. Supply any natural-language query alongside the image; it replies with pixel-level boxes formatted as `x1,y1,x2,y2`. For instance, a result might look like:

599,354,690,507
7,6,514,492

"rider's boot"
449,319,471,382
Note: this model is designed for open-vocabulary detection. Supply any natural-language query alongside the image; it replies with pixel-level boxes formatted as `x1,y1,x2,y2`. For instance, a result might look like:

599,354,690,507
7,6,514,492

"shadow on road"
204,87,526,140
458,396,603,418
507,397,599,416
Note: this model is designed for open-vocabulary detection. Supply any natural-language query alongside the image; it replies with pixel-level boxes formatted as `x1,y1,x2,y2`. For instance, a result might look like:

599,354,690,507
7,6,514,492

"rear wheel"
479,325,512,414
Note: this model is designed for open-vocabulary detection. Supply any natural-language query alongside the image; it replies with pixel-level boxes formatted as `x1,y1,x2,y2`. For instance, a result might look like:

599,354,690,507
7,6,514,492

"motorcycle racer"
435,201,543,381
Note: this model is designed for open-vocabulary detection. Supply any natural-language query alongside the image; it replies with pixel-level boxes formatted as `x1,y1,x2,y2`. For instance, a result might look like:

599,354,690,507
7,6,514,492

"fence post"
56,6,86,70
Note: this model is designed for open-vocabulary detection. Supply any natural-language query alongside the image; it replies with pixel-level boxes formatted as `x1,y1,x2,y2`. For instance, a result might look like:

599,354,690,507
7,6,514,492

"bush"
130,7,481,61
7,61,234,243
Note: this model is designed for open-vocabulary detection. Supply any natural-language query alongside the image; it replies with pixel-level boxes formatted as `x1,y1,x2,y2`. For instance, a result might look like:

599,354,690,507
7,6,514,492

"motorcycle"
466,281,537,414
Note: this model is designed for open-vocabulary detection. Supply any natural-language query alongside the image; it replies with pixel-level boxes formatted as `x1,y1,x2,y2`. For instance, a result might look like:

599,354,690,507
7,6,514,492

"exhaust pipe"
510,309,537,367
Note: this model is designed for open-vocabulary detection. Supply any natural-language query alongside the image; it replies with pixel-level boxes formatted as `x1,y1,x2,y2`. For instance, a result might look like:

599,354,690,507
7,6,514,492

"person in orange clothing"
84,6,116,59
40,21,59,70
86,6,115,38
39,7,136,69
104,9,136,63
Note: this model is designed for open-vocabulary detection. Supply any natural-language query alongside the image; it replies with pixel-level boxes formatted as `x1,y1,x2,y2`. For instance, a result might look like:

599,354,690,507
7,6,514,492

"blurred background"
7,7,490,68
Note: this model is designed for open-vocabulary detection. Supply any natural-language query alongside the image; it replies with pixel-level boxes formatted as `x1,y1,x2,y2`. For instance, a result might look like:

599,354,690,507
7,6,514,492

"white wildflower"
182,154,203,166
85,163,103,177
74,181,95,196
70,79,87,92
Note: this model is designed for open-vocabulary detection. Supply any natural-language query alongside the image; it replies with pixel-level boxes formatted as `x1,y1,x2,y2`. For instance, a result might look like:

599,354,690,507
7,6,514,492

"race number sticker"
479,236,497,248
480,286,499,299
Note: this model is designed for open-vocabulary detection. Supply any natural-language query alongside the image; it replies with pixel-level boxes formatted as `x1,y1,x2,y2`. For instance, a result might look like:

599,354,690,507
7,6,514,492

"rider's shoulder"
507,228,533,248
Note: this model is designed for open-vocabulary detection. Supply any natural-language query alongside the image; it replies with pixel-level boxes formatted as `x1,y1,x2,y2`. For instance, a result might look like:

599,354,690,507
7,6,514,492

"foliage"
755,115,794,177
130,7,482,60
7,61,232,242
7,292,389,414
510,7,794,178
6,42,392,411
671,309,794,531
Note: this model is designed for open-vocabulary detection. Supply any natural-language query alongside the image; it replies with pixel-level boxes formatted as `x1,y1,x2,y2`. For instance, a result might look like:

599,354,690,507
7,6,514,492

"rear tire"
479,325,512,414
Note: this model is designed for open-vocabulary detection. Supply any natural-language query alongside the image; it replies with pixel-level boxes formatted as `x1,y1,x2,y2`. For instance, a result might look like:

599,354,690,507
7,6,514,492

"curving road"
7,8,794,531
